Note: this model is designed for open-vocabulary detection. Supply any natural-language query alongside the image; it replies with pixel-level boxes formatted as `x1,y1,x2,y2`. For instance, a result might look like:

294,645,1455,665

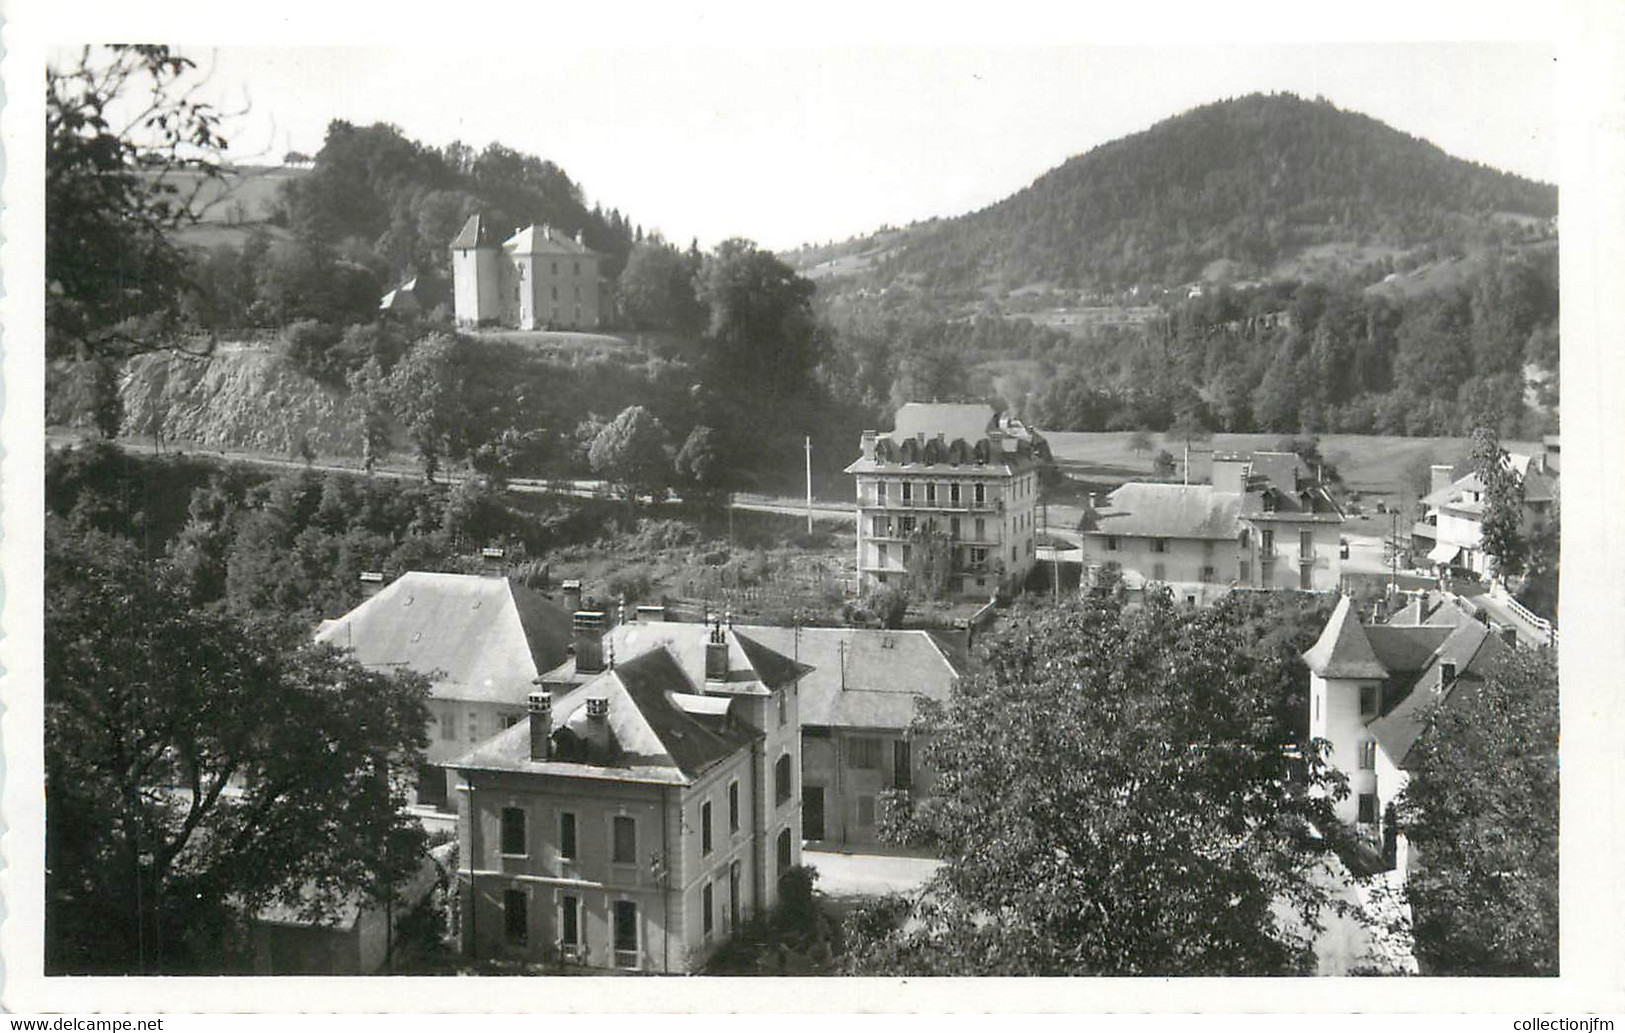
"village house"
450,213,604,330
454,617,809,973
1078,451,1344,604
847,403,1046,599
1303,591,1511,875
1411,442,1558,576
315,571,573,810
729,624,965,846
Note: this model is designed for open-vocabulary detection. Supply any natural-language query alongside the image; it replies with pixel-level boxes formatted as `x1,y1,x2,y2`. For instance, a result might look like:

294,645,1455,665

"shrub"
607,569,654,602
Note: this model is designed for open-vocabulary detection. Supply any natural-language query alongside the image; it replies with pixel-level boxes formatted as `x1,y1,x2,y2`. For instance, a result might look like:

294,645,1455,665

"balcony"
861,495,1001,512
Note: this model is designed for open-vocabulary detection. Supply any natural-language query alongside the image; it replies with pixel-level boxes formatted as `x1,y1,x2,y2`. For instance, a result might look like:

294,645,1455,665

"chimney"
480,545,506,577
541,223,551,241
637,604,666,623
1430,464,1455,495
562,579,582,613
861,429,877,461
1439,660,1457,689
528,691,552,762
586,696,609,721
705,620,729,682
573,610,606,673
358,571,386,598
619,596,631,624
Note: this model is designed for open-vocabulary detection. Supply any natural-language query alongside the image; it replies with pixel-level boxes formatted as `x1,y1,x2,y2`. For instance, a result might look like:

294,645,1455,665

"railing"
865,496,1001,511
1504,593,1559,646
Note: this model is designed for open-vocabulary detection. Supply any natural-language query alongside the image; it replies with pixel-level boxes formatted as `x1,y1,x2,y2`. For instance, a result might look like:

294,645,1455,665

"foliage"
673,425,729,507
616,237,705,333
46,46,227,358
1397,648,1559,975
846,585,1351,975
904,526,958,600
867,583,910,629
1469,424,1527,578
588,405,672,512
45,518,432,973
1516,501,1559,621
1152,449,1177,478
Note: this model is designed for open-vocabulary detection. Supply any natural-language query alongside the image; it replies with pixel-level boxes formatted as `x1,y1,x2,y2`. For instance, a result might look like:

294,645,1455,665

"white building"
450,214,604,330
1413,446,1558,576
846,403,1045,599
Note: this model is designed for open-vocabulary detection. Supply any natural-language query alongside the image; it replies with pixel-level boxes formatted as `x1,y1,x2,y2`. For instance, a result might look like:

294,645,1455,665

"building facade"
1078,450,1344,604
1303,592,1509,872
454,621,810,973
451,214,604,330
1412,444,1558,576
847,403,1045,599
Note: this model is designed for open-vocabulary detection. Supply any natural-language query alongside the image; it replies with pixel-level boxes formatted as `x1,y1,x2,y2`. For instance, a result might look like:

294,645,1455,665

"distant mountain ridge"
792,93,1556,295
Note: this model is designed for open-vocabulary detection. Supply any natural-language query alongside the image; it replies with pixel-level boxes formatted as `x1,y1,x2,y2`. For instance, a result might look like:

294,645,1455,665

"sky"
175,42,1558,252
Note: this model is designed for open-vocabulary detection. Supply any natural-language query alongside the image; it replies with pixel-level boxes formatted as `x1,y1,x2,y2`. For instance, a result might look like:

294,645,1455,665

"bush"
778,865,820,932
606,569,654,602
870,584,910,628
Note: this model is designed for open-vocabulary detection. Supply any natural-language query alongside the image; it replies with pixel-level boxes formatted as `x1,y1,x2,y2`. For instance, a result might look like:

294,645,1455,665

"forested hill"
806,93,1556,294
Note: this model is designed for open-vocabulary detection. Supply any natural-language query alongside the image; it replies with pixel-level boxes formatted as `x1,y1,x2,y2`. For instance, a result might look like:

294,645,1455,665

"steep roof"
449,214,494,250
1302,594,1390,679
503,223,597,257
1368,620,1508,768
315,572,572,705
1088,483,1243,540
455,646,758,785
546,620,813,697
735,625,961,730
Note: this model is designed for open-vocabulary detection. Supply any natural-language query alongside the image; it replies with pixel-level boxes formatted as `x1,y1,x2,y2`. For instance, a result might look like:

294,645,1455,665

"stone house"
450,214,604,330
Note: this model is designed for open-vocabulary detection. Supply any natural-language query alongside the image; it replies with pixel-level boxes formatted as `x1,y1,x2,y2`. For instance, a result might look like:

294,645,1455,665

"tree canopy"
589,404,672,513
1469,424,1527,578
1397,647,1558,975
846,582,1351,975
45,518,432,973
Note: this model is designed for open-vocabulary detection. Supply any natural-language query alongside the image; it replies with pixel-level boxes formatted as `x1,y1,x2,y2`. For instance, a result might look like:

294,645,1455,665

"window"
1152,562,1166,581
550,285,558,300
613,900,638,967
701,801,713,855
729,780,740,832
551,261,558,275
1203,539,1215,557
1360,685,1378,718
1261,529,1275,555
778,689,787,727
949,516,961,538
1150,538,1167,553
857,795,876,826
559,811,577,860
439,708,457,740
777,828,793,875
612,815,636,864
1105,536,1119,552
501,712,521,729
501,807,527,856
1314,691,1320,722
703,882,715,938
1300,530,1314,559
950,483,961,505
775,753,793,806
1239,559,1251,584
876,543,888,567
974,483,986,506
970,546,988,566
467,711,480,742
902,545,913,565
901,482,913,503
1357,793,1377,825
849,737,882,769
925,483,937,505
560,894,581,951
1200,565,1216,583
504,889,528,945
899,515,916,534
974,518,986,540
876,481,887,503
1358,741,1377,770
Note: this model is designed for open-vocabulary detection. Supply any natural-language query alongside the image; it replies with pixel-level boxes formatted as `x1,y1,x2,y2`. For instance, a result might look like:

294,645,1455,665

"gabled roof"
1087,483,1243,540
1368,620,1508,768
1303,595,1389,679
450,214,494,250
315,572,572,705
503,223,597,257
455,646,758,785
734,625,962,731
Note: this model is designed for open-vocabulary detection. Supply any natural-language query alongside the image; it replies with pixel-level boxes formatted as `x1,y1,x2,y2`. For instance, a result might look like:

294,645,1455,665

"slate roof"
315,572,572,706
846,403,1041,476
503,224,597,257
1303,595,1390,679
450,214,494,250
892,403,997,445
733,625,962,731
1087,483,1243,540
559,621,813,697
455,646,759,785
1368,620,1508,768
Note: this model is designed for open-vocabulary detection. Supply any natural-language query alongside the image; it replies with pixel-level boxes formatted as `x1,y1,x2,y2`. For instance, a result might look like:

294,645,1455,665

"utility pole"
1390,509,1399,598
805,435,813,535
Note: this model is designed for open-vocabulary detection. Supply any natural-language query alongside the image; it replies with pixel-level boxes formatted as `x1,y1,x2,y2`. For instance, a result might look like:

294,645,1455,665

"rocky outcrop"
118,345,372,456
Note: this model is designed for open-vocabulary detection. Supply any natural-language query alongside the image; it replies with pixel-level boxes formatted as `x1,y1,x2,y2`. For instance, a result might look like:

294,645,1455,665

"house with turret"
450,214,604,330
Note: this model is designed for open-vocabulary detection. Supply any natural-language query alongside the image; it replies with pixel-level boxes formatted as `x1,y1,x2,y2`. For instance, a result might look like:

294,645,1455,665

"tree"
673,425,729,509
905,526,957,601
45,519,432,973
1396,648,1558,975
46,46,229,359
845,584,1352,976
588,405,671,517
1153,449,1177,479
696,239,821,403
385,333,474,481
1468,425,1526,578
1127,429,1154,463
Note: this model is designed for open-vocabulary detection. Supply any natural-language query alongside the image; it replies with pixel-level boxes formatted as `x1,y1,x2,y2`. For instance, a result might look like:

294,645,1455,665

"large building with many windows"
450,214,604,330
846,403,1045,599
452,618,808,973
1078,450,1344,604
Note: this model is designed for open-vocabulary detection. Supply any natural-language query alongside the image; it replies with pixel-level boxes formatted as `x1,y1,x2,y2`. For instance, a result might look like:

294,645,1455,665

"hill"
789,93,1556,297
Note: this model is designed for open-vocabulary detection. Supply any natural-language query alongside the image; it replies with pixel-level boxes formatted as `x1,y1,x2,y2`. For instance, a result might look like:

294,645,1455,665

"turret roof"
1302,594,1389,679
